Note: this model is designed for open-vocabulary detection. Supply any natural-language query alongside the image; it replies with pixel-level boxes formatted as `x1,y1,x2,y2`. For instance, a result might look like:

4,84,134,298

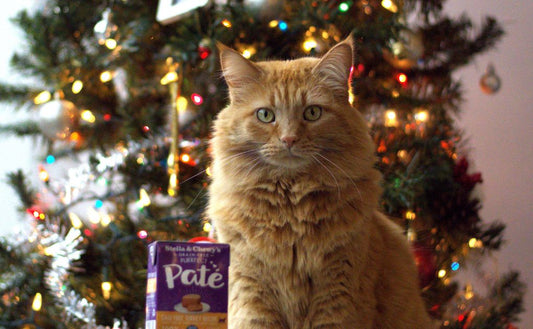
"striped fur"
208,38,434,329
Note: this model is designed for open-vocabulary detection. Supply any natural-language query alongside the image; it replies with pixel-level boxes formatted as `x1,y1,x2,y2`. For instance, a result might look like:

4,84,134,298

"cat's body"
208,38,433,329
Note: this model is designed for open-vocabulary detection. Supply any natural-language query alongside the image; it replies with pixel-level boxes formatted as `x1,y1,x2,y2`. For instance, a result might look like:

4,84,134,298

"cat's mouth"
265,149,311,169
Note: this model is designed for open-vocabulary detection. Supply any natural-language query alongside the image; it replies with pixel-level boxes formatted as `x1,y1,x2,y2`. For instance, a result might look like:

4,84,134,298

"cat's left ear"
312,35,354,101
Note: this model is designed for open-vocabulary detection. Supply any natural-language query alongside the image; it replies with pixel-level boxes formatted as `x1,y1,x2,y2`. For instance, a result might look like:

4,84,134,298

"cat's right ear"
218,42,262,89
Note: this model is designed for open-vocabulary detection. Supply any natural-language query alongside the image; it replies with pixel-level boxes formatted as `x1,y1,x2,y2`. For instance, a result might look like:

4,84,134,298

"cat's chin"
265,154,312,171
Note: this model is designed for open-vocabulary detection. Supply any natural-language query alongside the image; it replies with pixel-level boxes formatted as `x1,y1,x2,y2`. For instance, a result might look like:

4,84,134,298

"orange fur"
208,38,434,329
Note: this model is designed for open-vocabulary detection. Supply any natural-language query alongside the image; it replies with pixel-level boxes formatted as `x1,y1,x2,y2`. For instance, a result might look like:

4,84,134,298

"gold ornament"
161,58,181,197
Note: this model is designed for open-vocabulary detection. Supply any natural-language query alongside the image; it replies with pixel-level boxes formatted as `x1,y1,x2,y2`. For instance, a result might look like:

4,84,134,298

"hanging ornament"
479,63,501,94
411,241,437,288
198,38,212,60
38,93,79,140
93,8,119,47
161,57,181,197
384,29,424,69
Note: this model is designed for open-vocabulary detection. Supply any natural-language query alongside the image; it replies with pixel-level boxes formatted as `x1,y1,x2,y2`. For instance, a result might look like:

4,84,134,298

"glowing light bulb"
101,281,112,300
177,96,188,112
46,155,56,164
68,212,83,229
34,91,52,104
438,269,447,278
81,110,96,123
242,49,252,59
451,262,460,271
138,188,151,208
415,110,429,123
180,153,191,164
32,293,42,311
38,166,50,182
221,19,232,28
278,21,288,31
385,109,398,127
303,37,318,52
100,214,112,227
405,210,416,221
268,20,279,28
160,71,178,85
100,70,113,83
381,0,398,12
138,230,148,239
339,2,350,12
191,93,203,105
206,166,212,176
71,80,83,94
396,73,408,84
203,222,213,233
105,38,117,50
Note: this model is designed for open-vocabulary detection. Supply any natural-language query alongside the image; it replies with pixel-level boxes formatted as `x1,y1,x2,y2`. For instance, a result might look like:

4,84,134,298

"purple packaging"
145,241,230,329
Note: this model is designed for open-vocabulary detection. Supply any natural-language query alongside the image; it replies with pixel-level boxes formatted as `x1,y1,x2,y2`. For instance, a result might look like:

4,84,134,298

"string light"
34,90,52,104
405,210,416,221
278,21,288,31
46,155,56,164
100,70,113,83
32,293,42,312
105,38,117,50
100,213,112,227
101,281,112,300
451,262,460,271
137,188,151,208
38,165,50,182
71,80,83,94
396,72,408,85
160,71,178,85
339,2,350,12
385,109,398,127
381,0,398,13
438,269,447,278
203,222,212,233
221,19,232,28
81,109,96,123
302,37,318,53
414,109,429,123
268,20,279,28
191,93,203,105
68,212,84,229
137,230,148,239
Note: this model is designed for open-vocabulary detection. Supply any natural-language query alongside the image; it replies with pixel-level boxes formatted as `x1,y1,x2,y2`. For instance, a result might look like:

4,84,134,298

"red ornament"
198,45,211,60
188,236,217,243
454,157,483,191
411,241,436,288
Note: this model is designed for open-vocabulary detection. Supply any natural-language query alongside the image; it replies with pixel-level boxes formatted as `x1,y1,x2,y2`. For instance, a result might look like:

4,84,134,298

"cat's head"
212,37,376,184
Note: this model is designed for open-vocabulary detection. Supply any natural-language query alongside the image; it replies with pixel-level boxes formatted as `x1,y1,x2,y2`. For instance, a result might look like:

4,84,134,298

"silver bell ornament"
480,64,501,94
38,96,79,140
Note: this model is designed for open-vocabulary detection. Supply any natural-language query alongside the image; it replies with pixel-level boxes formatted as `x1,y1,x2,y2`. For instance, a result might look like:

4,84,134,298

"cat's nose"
281,136,297,148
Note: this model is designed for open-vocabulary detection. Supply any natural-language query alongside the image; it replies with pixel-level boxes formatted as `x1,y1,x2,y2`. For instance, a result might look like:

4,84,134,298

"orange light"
221,19,232,28
180,153,191,164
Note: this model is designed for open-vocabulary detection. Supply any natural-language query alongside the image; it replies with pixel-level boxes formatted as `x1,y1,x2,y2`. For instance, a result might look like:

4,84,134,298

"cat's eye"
303,105,322,121
256,108,275,123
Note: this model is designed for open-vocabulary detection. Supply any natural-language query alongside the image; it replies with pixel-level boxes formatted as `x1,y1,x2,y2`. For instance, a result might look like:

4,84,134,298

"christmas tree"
0,0,525,328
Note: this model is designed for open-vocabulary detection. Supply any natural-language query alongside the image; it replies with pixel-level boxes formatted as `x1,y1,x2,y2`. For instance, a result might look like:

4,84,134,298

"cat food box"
145,241,230,329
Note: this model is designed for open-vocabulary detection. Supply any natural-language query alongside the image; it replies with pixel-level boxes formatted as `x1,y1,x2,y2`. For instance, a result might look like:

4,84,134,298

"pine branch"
5,170,36,210
0,121,41,137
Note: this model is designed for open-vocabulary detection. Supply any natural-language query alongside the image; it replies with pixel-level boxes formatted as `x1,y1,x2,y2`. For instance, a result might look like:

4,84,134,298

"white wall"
0,1,38,235
446,1,533,327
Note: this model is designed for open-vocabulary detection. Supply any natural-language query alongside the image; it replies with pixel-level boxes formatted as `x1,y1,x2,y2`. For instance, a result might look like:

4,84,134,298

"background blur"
1,0,531,327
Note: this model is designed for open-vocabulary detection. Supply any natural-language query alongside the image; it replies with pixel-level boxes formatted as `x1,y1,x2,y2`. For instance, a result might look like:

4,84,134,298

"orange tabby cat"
208,37,434,329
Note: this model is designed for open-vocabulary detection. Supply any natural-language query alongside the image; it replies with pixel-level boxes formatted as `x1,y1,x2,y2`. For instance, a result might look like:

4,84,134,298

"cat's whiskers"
314,152,363,202
311,154,342,198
